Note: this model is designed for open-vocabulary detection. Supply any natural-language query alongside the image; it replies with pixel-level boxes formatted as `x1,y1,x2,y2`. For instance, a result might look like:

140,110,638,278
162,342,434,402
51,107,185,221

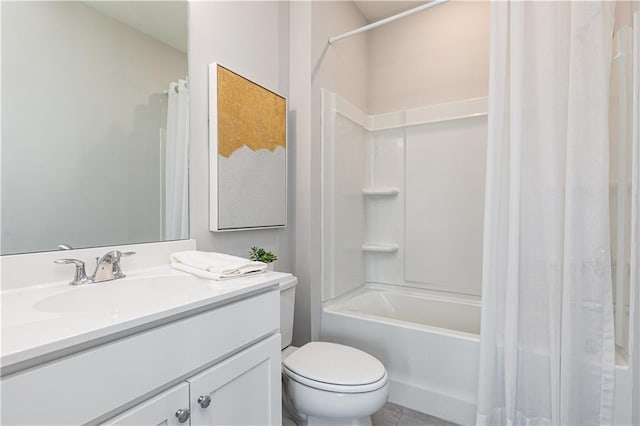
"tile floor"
372,402,459,426
282,401,458,426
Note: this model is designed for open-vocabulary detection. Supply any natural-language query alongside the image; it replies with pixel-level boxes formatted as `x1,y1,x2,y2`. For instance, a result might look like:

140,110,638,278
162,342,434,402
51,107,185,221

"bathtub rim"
323,282,481,342
322,282,632,368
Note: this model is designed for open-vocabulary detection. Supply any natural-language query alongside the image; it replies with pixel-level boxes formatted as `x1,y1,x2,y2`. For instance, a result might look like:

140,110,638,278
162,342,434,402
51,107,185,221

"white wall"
288,1,369,344
188,2,293,272
1,1,187,254
367,1,490,114
289,1,315,345
311,1,369,113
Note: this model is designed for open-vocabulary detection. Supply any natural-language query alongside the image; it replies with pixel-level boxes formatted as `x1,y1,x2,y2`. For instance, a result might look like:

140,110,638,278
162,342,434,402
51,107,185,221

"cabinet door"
189,334,281,426
102,382,190,426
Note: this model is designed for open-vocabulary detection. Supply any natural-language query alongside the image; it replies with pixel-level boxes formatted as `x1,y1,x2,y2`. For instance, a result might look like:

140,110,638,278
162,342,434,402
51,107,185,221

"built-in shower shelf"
362,187,400,196
362,243,399,253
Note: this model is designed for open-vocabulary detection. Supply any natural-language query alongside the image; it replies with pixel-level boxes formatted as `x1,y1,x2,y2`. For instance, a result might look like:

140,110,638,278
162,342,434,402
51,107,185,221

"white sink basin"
33,275,212,314
2,266,285,371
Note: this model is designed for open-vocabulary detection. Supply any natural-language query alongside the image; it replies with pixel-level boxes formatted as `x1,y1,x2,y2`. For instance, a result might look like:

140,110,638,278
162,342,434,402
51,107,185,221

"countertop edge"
1,275,283,376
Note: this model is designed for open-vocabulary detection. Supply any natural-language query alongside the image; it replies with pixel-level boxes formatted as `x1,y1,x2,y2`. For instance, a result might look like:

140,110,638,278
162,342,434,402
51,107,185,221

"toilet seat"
282,342,388,393
283,365,388,393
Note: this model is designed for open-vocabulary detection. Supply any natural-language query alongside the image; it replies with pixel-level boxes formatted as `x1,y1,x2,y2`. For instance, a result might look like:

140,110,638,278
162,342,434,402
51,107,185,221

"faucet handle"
54,258,89,286
103,250,136,261
112,251,135,279
55,258,84,266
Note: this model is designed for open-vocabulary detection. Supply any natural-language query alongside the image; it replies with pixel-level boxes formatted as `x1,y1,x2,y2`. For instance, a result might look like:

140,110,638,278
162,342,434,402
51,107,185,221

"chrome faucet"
93,250,135,282
55,250,136,285
54,258,92,286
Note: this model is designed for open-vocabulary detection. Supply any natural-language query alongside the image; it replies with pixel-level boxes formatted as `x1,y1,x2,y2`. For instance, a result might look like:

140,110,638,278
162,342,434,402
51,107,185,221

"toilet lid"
282,342,386,386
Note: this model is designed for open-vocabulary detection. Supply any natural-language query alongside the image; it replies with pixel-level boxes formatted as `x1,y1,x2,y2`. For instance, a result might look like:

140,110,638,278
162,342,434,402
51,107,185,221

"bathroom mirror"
1,1,189,255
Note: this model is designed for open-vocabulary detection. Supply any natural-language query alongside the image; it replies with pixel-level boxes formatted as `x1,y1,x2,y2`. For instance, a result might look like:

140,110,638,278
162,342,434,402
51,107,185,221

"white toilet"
279,276,389,426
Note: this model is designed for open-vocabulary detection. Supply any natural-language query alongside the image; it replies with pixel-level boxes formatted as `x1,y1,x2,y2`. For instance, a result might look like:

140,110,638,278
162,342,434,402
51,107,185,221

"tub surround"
321,91,488,301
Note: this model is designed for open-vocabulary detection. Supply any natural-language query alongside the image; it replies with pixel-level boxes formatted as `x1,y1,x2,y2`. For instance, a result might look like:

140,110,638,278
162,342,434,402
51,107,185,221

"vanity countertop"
1,267,288,373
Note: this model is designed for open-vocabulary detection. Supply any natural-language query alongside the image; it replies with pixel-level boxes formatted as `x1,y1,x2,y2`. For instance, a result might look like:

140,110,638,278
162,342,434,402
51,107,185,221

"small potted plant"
249,246,278,271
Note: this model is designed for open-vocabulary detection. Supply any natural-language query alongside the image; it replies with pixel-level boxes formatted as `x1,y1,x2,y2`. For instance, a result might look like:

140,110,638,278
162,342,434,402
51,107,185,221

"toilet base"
284,405,372,426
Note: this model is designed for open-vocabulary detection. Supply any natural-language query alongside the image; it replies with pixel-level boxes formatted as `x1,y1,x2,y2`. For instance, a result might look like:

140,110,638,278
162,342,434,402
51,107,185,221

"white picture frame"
208,63,288,232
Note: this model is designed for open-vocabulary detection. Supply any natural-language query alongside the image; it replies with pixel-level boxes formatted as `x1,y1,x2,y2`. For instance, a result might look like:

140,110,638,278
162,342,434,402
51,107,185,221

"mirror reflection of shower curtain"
476,2,616,425
164,79,189,240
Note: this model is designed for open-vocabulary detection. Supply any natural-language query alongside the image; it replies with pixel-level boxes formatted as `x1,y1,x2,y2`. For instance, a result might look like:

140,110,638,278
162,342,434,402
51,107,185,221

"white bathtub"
321,283,481,425
321,283,633,426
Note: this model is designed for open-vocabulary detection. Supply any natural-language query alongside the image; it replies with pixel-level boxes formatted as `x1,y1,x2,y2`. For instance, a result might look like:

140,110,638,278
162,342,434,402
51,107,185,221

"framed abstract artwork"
208,63,287,231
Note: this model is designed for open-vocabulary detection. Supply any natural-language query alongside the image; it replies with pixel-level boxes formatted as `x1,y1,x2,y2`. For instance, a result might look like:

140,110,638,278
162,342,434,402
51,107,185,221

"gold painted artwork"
217,65,286,158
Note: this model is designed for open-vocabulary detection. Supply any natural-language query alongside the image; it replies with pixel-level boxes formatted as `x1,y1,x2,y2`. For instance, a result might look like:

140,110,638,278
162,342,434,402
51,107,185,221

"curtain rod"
328,0,449,45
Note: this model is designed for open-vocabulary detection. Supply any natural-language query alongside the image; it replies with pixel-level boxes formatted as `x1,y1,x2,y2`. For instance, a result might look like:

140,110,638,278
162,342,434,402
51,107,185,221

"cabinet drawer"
1,289,279,425
102,382,190,426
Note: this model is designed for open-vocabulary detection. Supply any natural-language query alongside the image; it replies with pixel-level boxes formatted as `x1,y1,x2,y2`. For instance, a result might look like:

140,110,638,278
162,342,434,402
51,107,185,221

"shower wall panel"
322,90,488,300
322,91,367,301
363,99,488,296
404,116,487,296
364,128,405,284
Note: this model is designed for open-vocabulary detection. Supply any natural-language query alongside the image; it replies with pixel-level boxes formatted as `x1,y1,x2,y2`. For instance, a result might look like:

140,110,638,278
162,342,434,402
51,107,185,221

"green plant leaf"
248,246,278,263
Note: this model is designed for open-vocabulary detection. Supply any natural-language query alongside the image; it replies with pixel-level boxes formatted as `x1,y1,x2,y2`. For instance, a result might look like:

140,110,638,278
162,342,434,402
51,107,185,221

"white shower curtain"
476,2,617,425
630,12,640,426
165,79,189,240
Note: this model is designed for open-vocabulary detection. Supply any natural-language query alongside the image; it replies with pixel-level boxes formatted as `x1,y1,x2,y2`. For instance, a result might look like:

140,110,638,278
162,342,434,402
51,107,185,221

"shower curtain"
164,79,189,240
476,2,617,425
630,12,639,426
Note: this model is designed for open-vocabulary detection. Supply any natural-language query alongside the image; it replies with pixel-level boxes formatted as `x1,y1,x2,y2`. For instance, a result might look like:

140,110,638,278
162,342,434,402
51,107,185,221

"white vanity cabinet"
188,334,281,425
105,334,281,426
1,284,282,426
104,383,191,426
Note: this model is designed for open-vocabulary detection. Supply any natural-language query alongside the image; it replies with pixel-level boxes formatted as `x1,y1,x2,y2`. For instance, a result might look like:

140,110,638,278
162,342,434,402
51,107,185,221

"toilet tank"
279,275,297,349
